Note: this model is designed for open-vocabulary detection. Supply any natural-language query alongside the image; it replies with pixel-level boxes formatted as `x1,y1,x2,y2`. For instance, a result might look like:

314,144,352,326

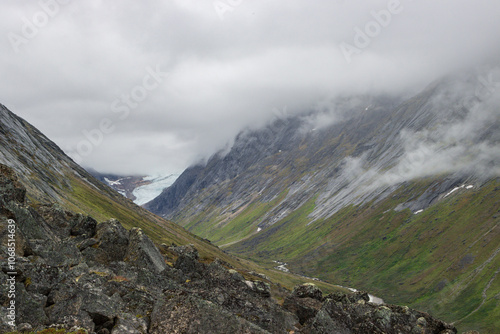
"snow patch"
414,209,423,215
273,261,290,273
104,177,123,186
369,295,384,305
257,227,262,232
444,184,474,198
445,185,463,197
339,286,384,305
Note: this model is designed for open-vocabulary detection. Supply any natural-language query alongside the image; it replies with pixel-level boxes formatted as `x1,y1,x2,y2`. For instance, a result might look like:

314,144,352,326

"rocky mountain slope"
145,67,500,333
0,103,227,262
0,164,457,333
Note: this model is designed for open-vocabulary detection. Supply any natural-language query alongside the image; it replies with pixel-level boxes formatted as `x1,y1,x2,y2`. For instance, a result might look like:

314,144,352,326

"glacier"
132,173,180,206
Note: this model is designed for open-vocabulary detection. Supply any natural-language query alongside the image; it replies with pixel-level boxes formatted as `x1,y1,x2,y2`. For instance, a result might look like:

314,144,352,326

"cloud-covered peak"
1,0,499,174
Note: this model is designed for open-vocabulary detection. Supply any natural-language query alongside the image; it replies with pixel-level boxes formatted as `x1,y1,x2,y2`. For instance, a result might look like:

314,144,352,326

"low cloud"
381,67,500,184
311,66,500,219
1,0,500,174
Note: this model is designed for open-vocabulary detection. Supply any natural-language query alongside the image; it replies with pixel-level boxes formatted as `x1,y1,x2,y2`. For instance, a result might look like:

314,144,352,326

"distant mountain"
145,66,500,333
88,169,179,205
87,169,148,198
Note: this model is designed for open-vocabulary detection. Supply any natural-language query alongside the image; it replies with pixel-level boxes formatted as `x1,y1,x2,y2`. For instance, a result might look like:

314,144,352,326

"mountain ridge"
144,67,500,333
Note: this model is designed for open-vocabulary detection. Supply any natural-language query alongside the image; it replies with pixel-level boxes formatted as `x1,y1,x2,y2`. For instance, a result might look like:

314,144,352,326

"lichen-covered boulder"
0,163,26,205
150,294,269,334
173,244,204,277
71,214,97,237
284,284,324,325
111,313,148,334
94,219,129,263
37,204,74,239
245,280,272,298
47,271,124,333
125,227,166,273
291,283,324,301
16,283,49,327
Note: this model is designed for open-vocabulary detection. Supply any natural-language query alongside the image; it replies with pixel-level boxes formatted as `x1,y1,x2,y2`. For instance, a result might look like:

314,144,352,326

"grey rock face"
284,284,324,325
125,227,167,273
70,214,98,237
291,283,324,301
0,164,26,205
95,219,130,263
112,313,148,334
0,104,87,203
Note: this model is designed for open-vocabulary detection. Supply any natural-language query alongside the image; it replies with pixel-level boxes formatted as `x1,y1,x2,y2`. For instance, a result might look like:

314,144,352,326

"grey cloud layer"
1,0,499,174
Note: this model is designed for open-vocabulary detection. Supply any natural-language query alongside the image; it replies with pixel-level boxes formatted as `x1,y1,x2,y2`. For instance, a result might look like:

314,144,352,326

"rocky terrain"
0,163,458,333
0,102,239,267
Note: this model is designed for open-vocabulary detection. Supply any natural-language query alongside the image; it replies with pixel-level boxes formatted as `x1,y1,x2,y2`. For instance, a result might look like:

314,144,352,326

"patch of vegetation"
226,178,500,333
188,190,289,246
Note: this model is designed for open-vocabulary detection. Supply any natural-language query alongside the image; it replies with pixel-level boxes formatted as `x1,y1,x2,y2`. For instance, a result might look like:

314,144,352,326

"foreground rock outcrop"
0,164,457,333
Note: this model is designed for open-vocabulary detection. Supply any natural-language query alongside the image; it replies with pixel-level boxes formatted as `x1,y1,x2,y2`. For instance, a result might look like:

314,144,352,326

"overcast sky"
1,0,499,175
